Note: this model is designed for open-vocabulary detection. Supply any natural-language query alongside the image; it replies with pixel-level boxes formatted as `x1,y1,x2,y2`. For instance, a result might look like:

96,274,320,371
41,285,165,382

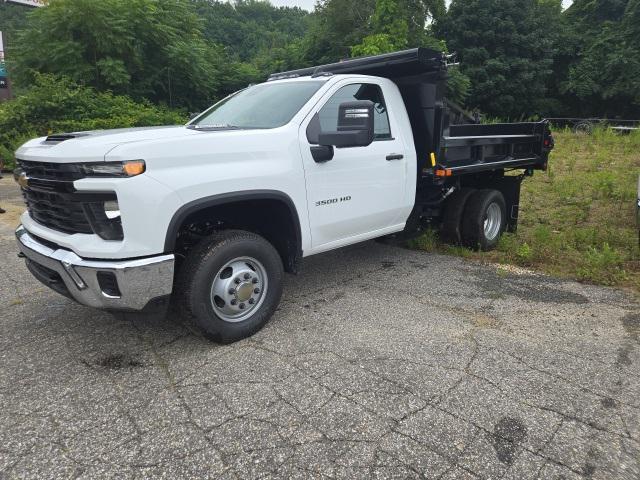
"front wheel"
175,230,284,343
461,189,507,251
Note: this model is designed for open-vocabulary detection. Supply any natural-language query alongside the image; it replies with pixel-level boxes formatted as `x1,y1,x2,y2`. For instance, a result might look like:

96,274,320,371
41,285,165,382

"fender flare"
163,190,302,256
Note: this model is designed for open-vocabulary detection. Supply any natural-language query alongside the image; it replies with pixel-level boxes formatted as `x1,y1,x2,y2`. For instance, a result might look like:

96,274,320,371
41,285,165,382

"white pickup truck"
14,49,553,342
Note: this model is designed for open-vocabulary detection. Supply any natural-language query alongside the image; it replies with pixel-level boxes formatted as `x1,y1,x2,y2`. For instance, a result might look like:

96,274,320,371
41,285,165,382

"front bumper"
16,225,175,311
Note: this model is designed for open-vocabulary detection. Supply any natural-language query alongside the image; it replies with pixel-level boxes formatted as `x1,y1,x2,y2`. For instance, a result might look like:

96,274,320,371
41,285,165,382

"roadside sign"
0,30,6,89
4,0,47,6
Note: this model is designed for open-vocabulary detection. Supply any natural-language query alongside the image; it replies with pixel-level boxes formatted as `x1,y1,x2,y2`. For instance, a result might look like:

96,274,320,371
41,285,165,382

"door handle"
386,154,404,161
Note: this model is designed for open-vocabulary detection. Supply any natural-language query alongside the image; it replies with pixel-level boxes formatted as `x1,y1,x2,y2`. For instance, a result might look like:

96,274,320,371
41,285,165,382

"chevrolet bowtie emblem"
18,172,30,189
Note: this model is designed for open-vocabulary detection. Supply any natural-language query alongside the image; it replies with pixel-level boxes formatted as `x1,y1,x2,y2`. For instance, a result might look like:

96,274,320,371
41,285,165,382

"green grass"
410,128,640,290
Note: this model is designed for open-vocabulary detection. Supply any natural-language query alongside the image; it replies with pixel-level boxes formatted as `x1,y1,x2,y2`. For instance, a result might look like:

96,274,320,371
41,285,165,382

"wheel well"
166,194,302,273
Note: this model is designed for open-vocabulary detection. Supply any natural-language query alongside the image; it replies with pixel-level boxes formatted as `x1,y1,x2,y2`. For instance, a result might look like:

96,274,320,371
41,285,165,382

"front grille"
22,188,93,234
18,159,86,182
17,160,120,238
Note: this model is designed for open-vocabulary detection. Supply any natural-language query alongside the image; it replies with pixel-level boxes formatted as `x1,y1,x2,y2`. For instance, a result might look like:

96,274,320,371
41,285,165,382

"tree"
192,0,312,83
558,0,640,117
402,0,446,46
193,0,310,63
300,0,377,65
351,0,411,56
10,0,225,110
0,1,30,42
0,74,185,170
351,0,468,103
351,0,446,56
438,0,558,118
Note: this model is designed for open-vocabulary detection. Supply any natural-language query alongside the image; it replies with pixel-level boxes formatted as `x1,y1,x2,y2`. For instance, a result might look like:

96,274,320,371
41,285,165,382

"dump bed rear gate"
440,121,552,175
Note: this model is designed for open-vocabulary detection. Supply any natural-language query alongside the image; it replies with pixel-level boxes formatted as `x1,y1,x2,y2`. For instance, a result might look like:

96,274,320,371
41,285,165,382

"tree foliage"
350,0,446,57
1,0,639,130
10,0,224,110
300,0,377,65
437,0,559,119
0,74,186,169
194,0,309,62
351,0,410,56
348,0,468,102
0,1,30,39
557,0,640,116
193,0,311,84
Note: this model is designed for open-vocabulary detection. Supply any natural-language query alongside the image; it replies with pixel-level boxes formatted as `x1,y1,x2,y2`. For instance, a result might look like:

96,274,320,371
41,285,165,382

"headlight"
80,160,145,177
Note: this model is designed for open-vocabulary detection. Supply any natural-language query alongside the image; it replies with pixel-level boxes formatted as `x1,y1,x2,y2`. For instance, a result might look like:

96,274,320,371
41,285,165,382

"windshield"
192,81,326,130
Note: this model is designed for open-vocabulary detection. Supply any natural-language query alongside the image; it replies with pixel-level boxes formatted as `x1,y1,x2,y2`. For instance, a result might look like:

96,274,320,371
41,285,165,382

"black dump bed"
271,48,553,177
442,122,552,174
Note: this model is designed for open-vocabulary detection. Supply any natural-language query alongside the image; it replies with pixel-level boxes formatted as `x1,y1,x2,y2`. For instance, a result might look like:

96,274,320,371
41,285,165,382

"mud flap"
440,188,475,245
494,176,523,233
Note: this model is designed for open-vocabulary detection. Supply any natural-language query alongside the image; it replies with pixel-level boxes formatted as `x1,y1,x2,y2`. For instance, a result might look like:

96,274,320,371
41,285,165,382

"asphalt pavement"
0,176,639,479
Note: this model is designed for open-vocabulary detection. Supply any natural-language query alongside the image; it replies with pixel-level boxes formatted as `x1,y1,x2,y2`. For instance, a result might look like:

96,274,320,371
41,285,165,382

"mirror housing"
318,100,375,148
310,145,334,163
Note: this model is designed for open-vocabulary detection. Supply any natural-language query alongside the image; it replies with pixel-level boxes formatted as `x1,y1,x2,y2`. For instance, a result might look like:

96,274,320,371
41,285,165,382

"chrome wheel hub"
210,257,267,323
483,203,502,241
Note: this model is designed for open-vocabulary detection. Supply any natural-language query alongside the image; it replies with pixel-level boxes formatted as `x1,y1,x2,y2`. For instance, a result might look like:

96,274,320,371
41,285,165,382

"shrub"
0,74,187,170
577,243,628,286
516,242,534,264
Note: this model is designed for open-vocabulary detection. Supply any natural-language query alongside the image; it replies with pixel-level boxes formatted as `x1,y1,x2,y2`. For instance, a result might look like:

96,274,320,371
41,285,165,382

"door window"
307,83,392,144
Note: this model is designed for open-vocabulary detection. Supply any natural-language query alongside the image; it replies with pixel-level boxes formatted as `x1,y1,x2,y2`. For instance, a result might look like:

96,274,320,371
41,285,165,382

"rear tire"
461,189,506,251
175,230,284,343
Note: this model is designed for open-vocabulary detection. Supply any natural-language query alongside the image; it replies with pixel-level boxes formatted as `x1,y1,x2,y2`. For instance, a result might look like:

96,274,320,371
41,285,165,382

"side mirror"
188,112,201,120
318,100,375,148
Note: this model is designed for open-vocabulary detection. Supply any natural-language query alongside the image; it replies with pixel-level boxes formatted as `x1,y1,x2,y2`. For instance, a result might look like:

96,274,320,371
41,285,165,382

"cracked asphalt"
0,176,639,479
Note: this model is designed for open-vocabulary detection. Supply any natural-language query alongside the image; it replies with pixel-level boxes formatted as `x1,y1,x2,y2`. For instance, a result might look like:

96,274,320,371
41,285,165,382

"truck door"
299,81,410,252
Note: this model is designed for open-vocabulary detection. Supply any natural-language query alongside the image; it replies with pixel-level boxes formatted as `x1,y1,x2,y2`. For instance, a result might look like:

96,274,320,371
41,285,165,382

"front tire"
461,189,506,251
176,230,284,343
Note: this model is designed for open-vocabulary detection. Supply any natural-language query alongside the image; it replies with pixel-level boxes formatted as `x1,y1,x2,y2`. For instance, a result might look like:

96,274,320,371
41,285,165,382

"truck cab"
14,48,553,342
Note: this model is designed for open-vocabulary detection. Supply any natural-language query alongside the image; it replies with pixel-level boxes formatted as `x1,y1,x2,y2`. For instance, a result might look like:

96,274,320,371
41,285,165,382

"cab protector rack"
268,48,449,81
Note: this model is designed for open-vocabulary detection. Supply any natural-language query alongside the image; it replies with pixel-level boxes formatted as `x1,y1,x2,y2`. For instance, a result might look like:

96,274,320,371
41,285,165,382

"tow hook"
17,252,25,258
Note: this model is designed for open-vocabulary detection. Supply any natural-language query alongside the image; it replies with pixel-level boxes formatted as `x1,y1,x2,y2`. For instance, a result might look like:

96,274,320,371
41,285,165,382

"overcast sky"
268,0,573,11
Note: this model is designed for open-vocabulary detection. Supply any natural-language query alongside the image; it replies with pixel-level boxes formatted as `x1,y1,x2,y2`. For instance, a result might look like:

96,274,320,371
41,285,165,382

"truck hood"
16,126,201,163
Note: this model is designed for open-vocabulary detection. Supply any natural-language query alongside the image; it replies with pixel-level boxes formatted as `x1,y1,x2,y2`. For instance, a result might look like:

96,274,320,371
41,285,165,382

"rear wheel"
461,189,506,251
176,230,283,343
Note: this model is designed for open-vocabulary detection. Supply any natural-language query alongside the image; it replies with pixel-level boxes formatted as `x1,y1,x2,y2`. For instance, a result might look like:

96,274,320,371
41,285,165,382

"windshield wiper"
187,124,242,131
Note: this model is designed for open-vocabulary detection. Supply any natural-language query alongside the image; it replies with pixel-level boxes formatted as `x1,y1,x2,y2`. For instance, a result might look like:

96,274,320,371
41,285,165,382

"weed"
409,130,640,291
516,242,534,264
408,228,439,252
576,243,628,286
593,171,618,199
